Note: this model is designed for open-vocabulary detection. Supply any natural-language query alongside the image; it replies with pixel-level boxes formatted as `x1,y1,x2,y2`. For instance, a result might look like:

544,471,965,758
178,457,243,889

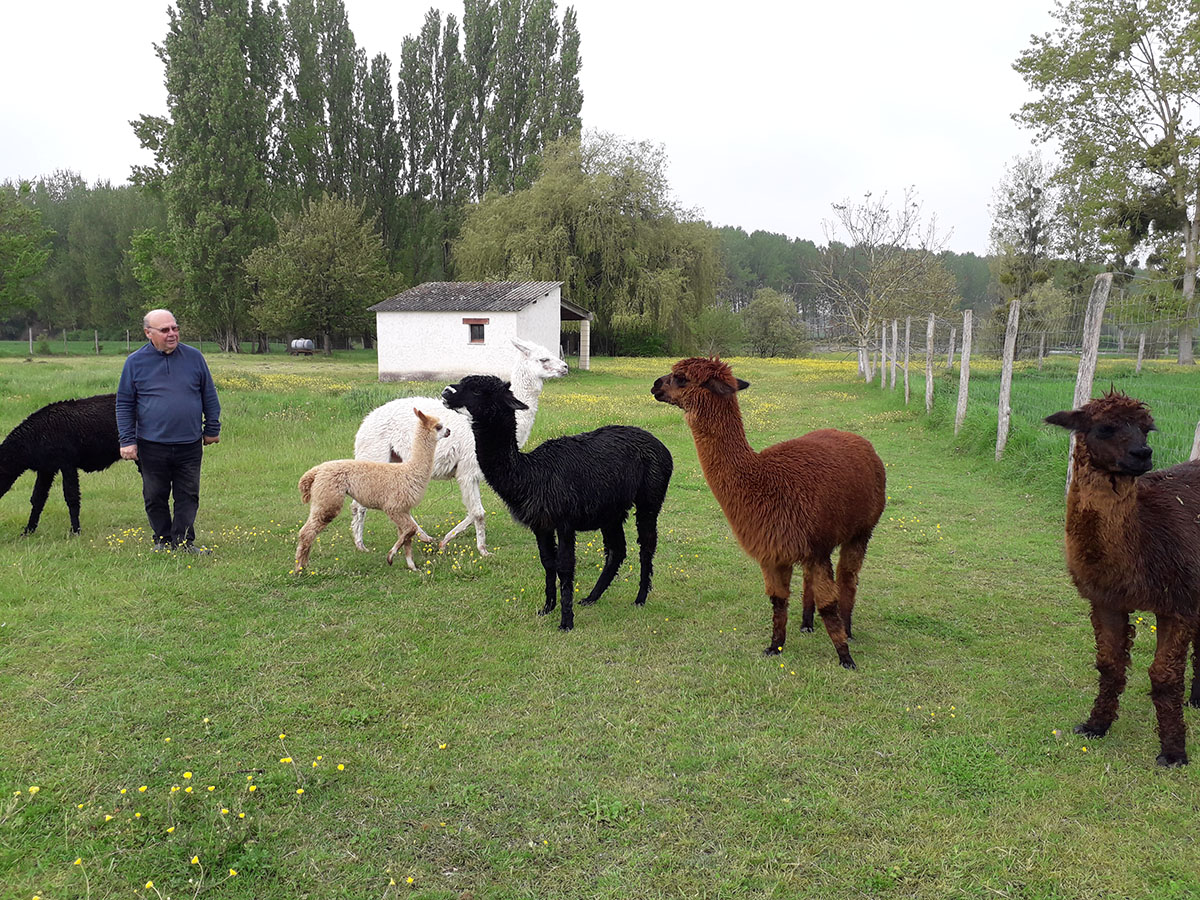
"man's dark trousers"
138,439,203,546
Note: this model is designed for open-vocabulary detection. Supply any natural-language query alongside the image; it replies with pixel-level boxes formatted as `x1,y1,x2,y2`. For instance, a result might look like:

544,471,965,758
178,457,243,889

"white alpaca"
350,337,568,555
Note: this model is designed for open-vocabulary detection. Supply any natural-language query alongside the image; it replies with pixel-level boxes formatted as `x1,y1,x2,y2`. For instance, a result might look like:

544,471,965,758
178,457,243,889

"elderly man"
117,309,221,553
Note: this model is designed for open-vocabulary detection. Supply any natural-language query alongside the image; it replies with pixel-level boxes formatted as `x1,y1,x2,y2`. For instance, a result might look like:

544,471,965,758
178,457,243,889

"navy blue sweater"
116,343,221,446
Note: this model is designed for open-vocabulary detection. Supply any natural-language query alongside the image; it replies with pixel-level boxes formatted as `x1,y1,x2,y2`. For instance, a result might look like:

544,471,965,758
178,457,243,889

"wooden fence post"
925,313,935,413
996,299,1021,460
1136,332,1146,374
890,319,899,389
880,322,887,389
947,327,956,369
1037,333,1045,370
954,310,973,434
28,326,33,355
63,329,68,355
1066,274,1114,489
903,316,912,405
94,330,99,355
1192,419,1200,462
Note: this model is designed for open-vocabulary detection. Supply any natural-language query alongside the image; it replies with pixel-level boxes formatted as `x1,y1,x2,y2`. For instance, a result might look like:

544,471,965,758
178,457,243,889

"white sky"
1,0,1058,254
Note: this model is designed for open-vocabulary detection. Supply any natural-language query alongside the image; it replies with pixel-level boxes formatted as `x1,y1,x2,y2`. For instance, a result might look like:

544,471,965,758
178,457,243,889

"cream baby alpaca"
296,409,448,570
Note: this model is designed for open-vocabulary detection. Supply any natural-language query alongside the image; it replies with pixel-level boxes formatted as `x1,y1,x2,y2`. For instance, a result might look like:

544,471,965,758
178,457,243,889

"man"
117,309,221,553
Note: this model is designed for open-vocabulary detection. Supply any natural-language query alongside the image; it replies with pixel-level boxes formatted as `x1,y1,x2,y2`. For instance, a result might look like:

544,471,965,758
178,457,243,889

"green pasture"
2,351,1199,900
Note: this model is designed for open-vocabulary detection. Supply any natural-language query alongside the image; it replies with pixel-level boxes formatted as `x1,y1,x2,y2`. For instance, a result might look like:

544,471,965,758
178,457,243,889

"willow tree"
453,133,719,352
1015,0,1200,364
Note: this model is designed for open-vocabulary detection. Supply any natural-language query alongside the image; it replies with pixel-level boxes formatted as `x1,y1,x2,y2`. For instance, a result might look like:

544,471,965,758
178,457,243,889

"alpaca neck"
684,397,757,503
1067,449,1141,563
469,411,526,498
407,430,441,498
509,368,544,448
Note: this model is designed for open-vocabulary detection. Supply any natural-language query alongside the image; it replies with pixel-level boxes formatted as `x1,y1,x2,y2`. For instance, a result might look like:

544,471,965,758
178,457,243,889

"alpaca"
1046,391,1200,766
297,409,448,570
0,393,121,535
350,337,568,555
441,375,673,631
652,358,886,668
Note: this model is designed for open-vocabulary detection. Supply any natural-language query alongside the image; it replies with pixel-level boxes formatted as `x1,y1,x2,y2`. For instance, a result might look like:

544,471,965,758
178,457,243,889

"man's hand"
203,435,220,445
120,444,138,461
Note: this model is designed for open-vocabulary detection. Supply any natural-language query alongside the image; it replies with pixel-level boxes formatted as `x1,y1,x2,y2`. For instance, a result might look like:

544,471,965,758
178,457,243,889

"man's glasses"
151,325,180,334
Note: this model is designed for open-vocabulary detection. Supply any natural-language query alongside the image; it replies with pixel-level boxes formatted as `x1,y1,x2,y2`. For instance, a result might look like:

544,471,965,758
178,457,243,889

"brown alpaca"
1046,390,1200,766
652,357,886,668
296,409,447,570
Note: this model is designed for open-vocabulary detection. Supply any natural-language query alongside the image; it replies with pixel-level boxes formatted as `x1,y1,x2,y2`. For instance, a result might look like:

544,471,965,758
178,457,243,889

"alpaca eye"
1094,425,1115,439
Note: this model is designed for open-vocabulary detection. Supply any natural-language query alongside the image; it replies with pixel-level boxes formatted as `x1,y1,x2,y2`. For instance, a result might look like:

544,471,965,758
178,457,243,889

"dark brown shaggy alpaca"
1047,390,1200,766
652,357,886,668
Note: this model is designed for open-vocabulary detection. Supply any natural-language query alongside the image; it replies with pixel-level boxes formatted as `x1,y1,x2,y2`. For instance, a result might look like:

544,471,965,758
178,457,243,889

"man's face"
145,313,180,353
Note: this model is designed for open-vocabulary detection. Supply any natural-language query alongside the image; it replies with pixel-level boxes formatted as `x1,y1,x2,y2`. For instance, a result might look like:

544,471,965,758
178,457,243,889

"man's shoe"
178,543,212,556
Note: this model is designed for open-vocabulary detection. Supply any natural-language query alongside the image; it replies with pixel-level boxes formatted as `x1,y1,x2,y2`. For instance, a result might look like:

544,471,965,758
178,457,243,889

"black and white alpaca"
0,393,122,535
442,375,673,631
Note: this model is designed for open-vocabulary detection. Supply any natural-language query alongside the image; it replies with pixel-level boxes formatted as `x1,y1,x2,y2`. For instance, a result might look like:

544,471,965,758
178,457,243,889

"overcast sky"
1,0,1058,254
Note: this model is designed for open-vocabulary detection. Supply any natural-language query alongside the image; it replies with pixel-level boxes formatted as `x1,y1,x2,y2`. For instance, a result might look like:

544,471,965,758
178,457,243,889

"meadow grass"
2,351,1200,900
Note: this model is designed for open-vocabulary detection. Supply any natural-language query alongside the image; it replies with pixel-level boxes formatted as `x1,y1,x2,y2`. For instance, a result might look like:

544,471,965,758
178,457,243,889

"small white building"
368,281,592,382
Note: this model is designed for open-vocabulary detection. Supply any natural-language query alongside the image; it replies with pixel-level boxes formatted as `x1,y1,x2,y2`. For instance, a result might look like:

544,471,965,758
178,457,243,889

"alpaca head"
512,337,568,381
414,408,450,442
1046,390,1156,477
442,375,529,424
651,357,750,410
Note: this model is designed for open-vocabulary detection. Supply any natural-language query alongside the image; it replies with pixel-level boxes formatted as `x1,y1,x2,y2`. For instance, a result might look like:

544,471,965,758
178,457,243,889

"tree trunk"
323,331,333,356
1178,187,1199,365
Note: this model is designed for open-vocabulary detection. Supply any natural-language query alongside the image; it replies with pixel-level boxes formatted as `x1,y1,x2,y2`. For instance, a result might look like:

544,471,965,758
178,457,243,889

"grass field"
2,350,1200,900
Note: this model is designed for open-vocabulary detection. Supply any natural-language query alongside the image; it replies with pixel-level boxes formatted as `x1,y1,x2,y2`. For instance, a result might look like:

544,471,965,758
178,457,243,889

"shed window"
464,317,489,343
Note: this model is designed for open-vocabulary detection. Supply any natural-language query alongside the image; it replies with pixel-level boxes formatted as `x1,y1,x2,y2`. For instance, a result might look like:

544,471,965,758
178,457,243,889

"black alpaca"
442,375,673,631
0,393,121,535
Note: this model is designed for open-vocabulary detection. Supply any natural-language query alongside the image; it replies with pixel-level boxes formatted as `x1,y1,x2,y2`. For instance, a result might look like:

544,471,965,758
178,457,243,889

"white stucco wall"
375,287,562,381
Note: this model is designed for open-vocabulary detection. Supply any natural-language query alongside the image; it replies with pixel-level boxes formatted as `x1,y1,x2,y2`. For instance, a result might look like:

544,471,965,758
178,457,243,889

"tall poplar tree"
140,0,285,350
462,0,497,201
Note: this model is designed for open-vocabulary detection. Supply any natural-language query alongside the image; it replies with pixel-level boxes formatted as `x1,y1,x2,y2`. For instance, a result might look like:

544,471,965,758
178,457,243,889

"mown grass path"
1,353,1197,899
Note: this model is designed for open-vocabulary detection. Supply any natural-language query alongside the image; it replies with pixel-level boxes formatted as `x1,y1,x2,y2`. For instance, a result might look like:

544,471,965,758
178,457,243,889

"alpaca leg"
441,474,488,555
555,525,576,631
23,469,56,535
61,467,82,534
800,568,815,632
1189,621,1200,709
351,500,369,552
534,529,558,616
1075,606,1134,739
386,512,421,570
296,507,337,569
580,520,626,606
835,536,870,639
811,558,856,669
1149,615,1192,766
761,562,794,656
633,501,661,607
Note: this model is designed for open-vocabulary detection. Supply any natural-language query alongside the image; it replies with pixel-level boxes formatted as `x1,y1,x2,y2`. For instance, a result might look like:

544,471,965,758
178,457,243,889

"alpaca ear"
511,337,531,355
703,377,747,396
414,408,430,425
505,394,530,411
1045,409,1088,431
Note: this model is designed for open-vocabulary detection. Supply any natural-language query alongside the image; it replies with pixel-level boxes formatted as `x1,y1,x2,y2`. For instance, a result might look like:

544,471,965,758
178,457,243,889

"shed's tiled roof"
368,281,562,313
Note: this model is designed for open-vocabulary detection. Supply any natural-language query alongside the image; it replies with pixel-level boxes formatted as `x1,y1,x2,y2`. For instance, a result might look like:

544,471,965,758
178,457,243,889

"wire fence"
845,275,1200,470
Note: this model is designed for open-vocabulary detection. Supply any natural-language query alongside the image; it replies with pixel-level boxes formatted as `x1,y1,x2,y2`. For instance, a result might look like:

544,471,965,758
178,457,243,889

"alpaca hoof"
633,597,647,607
763,645,783,657
1074,722,1109,739
578,596,598,606
1156,751,1189,767
478,547,491,557
1188,696,1200,709
558,622,573,632
386,554,395,566
538,604,556,616
799,625,814,633
840,657,857,670
354,542,368,552
418,534,436,544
